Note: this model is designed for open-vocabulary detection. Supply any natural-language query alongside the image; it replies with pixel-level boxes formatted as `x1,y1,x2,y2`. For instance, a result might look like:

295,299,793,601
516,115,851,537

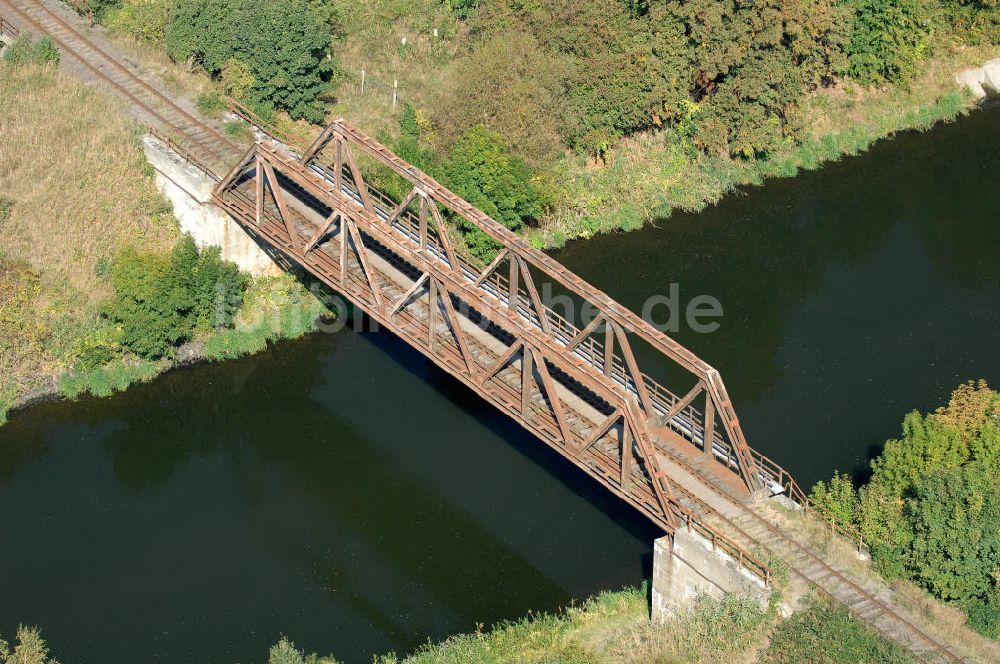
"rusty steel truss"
212,120,766,533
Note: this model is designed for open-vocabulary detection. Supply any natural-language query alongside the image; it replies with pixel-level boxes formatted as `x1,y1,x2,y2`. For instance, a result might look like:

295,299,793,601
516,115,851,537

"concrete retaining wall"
652,530,769,620
142,135,282,276
955,59,1000,100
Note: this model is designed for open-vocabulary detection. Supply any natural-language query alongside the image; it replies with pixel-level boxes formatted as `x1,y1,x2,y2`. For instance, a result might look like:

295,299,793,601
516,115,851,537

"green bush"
810,381,1000,635
105,0,172,44
2,34,59,66
102,235,247,359
808,470,857,525
74,324,126,371
166,0,335,122
440,126,540,228
440,126,542,261
847,0,932,87
760,598,913,663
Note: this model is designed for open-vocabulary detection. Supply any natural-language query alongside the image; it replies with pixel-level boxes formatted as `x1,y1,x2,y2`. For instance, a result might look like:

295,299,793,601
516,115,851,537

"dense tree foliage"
846,0,931,86
810,381,1000,637
166,0,334,121
440,126,542,259
101,236,247,360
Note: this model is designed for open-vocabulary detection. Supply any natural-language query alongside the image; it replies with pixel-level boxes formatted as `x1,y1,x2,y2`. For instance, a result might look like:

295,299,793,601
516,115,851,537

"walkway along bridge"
0,1,976,660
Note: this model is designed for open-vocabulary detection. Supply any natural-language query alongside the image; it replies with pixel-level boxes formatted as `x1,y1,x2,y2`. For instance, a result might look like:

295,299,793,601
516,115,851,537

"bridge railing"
219,100,755,473
751,449,868,553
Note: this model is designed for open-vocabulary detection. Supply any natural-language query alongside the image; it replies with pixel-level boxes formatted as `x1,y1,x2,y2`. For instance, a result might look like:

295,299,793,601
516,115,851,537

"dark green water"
553,104,1000,486
2,107,999,662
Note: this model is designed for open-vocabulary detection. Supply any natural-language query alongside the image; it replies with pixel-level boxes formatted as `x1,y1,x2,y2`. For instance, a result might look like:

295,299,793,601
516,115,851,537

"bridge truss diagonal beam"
213,141,690,531
295,121,763,493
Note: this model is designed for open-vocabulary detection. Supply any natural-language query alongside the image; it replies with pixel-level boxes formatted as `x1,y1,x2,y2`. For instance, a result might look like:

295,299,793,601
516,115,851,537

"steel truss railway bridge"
0,2,974,660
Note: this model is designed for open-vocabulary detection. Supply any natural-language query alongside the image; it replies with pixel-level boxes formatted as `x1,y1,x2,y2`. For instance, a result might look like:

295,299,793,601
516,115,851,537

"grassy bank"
82,0,1000,255
0,61,328,425
0,588,915,664
537,60,979,247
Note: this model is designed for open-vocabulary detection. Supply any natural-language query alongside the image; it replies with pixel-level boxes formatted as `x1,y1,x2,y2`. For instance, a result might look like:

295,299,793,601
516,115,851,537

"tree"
846,0,932,87
440,126,542,261
905,464,1000,629
660,0,849,157
0,625,59,664
166,0,334,121
430,32,570,168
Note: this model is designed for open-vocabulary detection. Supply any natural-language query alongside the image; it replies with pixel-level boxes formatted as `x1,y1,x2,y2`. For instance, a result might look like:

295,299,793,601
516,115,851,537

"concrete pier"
651,530,769,620
142,136,282,276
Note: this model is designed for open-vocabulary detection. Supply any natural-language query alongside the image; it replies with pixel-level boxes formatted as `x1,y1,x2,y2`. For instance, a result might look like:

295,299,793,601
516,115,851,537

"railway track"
0,4,977,660
652,441,968,663
0,0,238,168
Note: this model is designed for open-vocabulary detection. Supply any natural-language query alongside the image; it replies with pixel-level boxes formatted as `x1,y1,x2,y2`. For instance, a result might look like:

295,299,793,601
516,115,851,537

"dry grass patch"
0,62,178,402
0,63,177,301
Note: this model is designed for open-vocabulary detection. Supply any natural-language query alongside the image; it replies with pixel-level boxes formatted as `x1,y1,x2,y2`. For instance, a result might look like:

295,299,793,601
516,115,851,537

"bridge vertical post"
508,257,519,312
334,137,343,195
703,397,715,458
521,349,533,417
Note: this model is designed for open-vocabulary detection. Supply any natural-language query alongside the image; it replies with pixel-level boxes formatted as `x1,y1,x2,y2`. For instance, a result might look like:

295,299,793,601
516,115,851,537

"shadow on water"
0,320,657,664
3,104,1000,664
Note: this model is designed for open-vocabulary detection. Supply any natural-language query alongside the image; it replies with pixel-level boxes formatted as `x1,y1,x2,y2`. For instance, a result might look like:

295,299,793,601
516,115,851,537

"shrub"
102,235,247,359
440,126,542,261
105,0,172,44
847,0,932,87
195,89,227,118
74,325,125,371
809,470,857,526
440,126,542,233
166,0,335,121
2,34,59,66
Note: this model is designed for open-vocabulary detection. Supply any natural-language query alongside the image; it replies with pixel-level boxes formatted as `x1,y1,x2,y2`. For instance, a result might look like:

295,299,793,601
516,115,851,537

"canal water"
2,107,999,662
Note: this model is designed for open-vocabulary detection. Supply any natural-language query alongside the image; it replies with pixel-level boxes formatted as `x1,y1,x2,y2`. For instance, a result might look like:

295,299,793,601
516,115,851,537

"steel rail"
653,441,966,663
3,0,237,164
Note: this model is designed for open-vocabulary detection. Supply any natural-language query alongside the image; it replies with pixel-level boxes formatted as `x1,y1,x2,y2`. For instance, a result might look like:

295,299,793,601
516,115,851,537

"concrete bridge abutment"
651,530,770,621
142,135,283,277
